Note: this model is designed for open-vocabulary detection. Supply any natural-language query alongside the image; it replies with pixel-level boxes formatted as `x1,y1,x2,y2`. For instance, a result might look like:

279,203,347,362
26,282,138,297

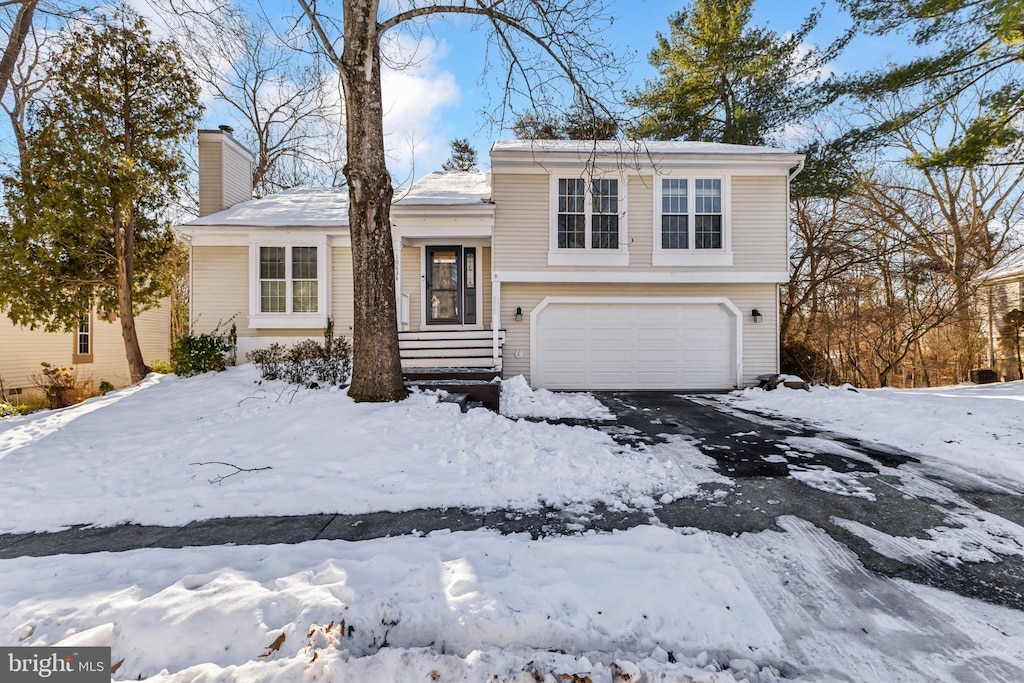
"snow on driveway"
0,367,719,534
724,381,1024,488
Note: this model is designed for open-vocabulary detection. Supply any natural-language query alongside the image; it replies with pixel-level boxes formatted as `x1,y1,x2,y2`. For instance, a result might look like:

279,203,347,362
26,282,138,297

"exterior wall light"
515,306,523,321
751,308,763,323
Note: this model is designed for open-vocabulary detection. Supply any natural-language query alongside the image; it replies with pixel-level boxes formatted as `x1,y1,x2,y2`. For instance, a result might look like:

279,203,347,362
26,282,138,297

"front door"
426,246,477,325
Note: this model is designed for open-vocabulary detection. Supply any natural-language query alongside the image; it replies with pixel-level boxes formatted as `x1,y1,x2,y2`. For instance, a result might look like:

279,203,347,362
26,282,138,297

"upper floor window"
550,175,628,266
653,176,732,266
250,238,328,328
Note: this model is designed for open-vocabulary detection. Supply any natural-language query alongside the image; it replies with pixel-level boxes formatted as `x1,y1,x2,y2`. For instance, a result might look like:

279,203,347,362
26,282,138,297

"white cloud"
380,34,462,182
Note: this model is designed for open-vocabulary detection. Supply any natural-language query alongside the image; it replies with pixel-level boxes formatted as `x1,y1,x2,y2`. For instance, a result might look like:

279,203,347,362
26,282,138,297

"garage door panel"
534,301,735,390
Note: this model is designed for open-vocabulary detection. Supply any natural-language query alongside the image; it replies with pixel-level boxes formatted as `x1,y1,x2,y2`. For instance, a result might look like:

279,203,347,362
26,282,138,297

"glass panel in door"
427,246,461,323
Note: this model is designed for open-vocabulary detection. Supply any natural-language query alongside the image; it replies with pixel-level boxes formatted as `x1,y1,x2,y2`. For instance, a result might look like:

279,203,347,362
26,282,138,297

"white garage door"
533,300,736,390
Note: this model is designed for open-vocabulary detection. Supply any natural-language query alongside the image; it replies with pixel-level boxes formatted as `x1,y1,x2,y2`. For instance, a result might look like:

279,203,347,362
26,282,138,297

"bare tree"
296,0,622,401
167,5,346,195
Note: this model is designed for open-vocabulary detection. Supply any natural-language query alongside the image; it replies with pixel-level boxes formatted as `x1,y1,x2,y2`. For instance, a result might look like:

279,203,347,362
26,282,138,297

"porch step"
398,329,505,371
406,378,500,412
404,368,500,382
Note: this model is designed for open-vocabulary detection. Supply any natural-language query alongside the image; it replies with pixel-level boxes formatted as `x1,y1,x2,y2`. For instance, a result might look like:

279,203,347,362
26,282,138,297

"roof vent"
218,124,234,135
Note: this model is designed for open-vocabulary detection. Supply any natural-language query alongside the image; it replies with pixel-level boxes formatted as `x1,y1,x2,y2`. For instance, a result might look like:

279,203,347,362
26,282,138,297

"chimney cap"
218,124,234,135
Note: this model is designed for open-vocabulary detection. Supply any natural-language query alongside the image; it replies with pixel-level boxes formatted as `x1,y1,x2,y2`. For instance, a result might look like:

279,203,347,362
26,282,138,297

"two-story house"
177,130,803,390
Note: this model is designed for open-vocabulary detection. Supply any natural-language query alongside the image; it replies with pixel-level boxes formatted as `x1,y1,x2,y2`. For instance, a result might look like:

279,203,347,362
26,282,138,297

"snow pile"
4,521,1022,681
500,375,612,420
0,527,783,683
726,381,1024,488
0,366,705,533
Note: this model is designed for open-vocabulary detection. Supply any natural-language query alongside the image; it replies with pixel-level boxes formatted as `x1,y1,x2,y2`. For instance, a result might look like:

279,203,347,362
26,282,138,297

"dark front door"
426,246,462,324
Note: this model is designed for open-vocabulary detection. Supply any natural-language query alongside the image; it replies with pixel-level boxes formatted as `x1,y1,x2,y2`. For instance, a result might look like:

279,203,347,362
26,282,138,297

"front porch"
399,329,506,411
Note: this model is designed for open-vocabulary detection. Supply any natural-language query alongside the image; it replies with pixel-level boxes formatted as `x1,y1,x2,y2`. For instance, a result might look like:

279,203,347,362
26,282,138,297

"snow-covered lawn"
0,367,716,534
723,381,1024,488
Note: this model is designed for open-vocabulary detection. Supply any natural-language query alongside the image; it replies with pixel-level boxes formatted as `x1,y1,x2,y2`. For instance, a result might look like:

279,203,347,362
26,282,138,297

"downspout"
780,158,805,376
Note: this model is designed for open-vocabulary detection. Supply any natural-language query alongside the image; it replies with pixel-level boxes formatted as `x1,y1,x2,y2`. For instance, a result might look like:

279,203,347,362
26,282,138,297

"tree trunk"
340,0,406,402
0,0,38,103
115,213,148,383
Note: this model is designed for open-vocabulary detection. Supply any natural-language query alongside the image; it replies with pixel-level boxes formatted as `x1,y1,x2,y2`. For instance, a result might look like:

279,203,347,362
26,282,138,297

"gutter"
788,158,806,182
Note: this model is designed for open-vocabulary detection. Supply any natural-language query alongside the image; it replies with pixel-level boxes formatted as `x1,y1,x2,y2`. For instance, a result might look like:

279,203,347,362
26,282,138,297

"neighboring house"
178,129,803,390
0,306,172,401
977,253,1024,380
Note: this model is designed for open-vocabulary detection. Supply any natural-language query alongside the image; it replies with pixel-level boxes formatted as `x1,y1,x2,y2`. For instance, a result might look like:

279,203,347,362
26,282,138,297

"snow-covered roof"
491,139,799,157
393,171,491,206
978,252,1024,282
184,186,350,228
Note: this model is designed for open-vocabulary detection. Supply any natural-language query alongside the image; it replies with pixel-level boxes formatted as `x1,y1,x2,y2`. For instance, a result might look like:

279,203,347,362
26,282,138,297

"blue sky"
276,0,918,180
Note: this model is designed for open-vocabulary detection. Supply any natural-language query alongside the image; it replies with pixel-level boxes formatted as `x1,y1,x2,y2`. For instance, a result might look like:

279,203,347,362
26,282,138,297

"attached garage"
531,297,740,390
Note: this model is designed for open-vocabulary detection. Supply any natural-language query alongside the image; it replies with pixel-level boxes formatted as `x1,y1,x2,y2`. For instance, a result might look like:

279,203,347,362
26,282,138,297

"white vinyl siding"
493,173,788,273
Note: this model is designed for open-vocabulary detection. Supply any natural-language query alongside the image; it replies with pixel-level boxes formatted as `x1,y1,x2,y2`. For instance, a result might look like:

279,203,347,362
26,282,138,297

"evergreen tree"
0,8,202,383
512,99,618,140
839,0,1024,166
442,138,479,172
627,0,841,145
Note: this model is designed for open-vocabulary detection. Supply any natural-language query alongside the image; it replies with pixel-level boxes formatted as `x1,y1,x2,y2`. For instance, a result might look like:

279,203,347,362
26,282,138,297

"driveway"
586,392,1024,612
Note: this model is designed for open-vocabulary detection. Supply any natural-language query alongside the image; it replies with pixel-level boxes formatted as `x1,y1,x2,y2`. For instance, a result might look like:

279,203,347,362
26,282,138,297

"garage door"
533,300,736,390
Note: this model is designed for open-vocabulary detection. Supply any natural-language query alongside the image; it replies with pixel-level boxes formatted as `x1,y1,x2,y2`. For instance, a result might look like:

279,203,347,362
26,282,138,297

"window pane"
695,215,722,249
695,179,722,214
662,178,687,214
558,213,586,249
292,281,318,313
662,215,688,249
592,215,619,249
260,247,285,279
78,315,90,355
292,246,317,280
261,280,286,313
558,178,585,213
591,179,618,214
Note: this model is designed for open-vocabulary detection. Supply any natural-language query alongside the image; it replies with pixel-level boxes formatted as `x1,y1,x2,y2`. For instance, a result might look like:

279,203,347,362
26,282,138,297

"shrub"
171,322,238,377
31,363,97,409
247,318,352,388
0,401,25,418
149,359,173,374
98,380,116,394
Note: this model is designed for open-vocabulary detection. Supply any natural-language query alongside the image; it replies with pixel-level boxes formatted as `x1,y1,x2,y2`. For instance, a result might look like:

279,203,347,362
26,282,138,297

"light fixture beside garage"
515,306,523,321
751,309,763,323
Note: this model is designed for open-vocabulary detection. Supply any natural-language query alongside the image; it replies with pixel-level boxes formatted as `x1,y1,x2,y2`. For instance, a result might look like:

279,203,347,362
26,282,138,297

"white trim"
651,173,732,266
529,296,744,389
492,280,501,367
248,234,329,328
547,173,629,266
494,270,789,284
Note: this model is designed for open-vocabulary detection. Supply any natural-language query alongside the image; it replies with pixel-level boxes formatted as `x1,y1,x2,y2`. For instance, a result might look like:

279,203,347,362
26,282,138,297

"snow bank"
499,375,612,420
0,367,707,533
725,382,1024,488
0,527,785,682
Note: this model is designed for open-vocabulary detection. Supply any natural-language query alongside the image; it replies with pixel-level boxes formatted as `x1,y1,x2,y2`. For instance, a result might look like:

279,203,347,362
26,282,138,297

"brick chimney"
197,127,254,217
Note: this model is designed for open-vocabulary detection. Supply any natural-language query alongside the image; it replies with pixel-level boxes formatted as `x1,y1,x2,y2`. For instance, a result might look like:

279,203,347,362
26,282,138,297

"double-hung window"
250,239,328,328
550,175,628,266
73,313,93,364
653,176,732,266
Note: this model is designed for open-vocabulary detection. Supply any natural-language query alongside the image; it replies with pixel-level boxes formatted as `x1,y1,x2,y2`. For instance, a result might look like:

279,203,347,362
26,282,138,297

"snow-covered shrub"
247,318,352,388
171,323,237,377
0,400,25,418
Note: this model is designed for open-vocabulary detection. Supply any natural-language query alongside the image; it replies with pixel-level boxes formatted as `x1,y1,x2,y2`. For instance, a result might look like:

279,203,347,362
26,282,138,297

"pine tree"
839,0,1023,166
627,0,838,146
512,99,618,140
0,8,202,383
442,138,479,172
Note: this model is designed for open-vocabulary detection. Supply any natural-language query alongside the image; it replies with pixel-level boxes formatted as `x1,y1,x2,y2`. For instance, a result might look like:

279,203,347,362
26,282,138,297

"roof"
979,252,1024,282
184,186,349,228
393,171,491,206
490,139,799,157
